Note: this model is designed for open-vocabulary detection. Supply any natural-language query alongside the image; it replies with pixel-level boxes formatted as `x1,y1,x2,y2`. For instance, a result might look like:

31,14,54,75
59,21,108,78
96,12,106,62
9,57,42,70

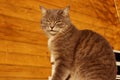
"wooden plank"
0,14,41,32
0,0,40,22
0,78,47,80
0,51,51,67
72,20,106,36
0,39,49,56
0,25,47,45
70,11,109,28
0,64,51,78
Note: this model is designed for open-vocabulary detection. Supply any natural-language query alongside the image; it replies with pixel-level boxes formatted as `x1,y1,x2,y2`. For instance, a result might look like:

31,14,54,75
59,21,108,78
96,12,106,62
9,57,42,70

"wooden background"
0,0,120,80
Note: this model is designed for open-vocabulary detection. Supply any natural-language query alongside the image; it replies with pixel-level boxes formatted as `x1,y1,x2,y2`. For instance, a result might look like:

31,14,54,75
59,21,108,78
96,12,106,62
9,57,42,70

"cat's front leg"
48,76,52,80
48,63,55,80
51,62,70,80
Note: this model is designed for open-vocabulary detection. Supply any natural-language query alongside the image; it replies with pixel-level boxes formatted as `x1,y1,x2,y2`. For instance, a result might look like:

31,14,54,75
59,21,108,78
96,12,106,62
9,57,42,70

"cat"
40,6,117,80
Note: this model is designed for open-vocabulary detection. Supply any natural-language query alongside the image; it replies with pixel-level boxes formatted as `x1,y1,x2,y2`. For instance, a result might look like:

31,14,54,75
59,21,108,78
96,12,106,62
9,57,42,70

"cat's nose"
50,26,54,29
50,23,55,29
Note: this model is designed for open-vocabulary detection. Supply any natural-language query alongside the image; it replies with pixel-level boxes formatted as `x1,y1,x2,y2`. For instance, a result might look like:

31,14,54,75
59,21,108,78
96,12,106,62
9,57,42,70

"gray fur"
40,6,117,80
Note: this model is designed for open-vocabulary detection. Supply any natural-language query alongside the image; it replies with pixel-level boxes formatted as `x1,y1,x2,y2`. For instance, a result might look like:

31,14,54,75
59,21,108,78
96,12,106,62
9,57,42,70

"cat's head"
40,6,71,37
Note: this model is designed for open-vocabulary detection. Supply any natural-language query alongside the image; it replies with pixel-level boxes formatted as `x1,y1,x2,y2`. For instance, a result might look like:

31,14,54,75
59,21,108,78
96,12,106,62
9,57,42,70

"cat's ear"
63,6,70,16
40,6,47,16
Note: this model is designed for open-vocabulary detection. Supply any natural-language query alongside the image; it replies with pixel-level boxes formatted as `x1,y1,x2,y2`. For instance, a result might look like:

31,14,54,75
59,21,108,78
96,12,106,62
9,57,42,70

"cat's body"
40,6,117,80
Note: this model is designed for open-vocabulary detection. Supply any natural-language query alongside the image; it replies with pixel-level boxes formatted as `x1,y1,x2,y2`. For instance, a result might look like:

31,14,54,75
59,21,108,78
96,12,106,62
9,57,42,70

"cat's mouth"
50,30,55,31
48,30,58,35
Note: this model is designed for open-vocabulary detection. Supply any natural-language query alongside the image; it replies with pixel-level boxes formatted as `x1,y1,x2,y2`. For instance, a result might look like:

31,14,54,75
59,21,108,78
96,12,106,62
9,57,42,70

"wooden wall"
0,0,120,80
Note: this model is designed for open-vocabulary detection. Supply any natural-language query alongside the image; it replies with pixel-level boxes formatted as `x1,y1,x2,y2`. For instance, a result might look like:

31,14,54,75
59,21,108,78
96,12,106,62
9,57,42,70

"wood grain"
0,51,51,67
0,0,120,79
0,39,49,56
0,64,50,78
0,26,46,45
0,78,47,80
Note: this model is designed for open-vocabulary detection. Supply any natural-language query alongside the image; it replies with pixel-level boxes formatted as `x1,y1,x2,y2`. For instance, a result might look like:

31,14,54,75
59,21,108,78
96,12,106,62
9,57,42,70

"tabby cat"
40,6,117,80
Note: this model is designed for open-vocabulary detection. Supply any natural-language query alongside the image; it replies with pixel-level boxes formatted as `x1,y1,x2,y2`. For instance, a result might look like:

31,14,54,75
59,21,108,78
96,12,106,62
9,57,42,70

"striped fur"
40,6,117,80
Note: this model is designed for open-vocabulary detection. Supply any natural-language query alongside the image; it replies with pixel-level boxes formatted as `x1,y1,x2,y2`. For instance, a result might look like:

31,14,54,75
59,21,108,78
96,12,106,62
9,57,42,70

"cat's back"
75,29,115,60
72,29,117,80
77,29,113,54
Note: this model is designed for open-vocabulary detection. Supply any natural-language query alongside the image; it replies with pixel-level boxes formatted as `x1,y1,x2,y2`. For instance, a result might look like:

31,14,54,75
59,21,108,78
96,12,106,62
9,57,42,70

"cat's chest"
48,37,55,50
48,37,56,65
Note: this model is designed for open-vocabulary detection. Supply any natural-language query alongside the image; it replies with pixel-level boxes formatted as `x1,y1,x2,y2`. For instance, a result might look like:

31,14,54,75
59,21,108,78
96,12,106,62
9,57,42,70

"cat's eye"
57,21,61,22
56,20,62,24
46,20,49,22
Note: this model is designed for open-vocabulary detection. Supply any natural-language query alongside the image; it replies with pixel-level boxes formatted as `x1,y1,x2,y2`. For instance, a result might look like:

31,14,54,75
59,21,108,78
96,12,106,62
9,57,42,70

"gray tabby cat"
40,6,117,80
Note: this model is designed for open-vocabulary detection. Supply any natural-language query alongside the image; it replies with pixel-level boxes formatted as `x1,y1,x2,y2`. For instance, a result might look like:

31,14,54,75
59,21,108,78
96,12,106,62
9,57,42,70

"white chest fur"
48,37,55,63
48,37,54,49
48,37,56,79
